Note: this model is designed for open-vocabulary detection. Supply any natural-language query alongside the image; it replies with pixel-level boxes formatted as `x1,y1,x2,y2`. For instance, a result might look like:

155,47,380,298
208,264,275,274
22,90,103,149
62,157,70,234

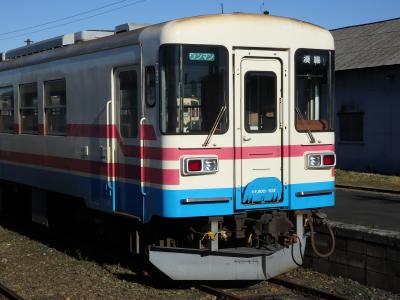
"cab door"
234,50,288,210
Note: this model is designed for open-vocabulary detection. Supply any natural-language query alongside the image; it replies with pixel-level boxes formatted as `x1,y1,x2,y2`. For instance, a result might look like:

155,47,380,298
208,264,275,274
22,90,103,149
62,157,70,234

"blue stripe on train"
0,161,334,222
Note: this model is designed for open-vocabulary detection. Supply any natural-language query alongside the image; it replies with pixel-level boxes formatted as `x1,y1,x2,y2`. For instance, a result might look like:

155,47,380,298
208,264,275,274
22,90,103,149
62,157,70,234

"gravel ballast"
0,222,399,300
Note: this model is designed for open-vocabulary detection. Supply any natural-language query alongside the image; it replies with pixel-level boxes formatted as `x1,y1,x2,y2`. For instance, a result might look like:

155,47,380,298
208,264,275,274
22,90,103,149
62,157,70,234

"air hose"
291,235,304,267
308,214,336,258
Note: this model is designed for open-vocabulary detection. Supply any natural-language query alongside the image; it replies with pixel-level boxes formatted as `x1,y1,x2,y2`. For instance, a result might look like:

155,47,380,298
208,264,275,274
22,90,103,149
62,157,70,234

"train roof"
0,13,333,72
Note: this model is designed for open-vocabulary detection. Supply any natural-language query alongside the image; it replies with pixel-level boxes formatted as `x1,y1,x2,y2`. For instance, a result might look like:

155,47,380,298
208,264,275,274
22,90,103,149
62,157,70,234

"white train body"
0,14,335,280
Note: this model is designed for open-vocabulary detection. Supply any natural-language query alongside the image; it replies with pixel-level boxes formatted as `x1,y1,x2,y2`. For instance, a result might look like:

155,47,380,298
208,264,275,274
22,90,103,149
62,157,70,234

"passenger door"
112,66,142,215
234,50,288,210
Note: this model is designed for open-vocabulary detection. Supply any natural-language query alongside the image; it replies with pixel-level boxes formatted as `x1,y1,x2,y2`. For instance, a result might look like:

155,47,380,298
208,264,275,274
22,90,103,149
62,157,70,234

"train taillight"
306,153,336,169
188,160,202,172
323,154,335,166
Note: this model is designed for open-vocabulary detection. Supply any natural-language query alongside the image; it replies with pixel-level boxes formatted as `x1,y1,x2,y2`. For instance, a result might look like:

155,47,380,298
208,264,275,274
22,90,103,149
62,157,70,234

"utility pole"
24,39,33,46
260,2,269,15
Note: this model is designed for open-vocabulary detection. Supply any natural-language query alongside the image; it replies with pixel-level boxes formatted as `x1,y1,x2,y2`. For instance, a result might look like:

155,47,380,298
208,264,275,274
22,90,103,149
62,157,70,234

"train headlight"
307,154,322,168
306,153,336,169
182,157,219,175
203,158,218,172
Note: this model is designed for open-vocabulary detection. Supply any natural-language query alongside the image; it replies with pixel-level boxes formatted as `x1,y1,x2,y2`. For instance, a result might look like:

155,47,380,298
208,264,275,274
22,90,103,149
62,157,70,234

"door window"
244,71,277,133
117,70,138,138
145,66,156,107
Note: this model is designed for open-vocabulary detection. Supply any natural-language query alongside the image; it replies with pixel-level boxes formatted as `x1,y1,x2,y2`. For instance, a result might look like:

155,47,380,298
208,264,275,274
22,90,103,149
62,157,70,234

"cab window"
295,50,334,132
160,45,228,134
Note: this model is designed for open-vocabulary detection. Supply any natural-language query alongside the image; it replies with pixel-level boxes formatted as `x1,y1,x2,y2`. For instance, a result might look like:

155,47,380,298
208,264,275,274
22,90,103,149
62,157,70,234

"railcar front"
138,14,336,280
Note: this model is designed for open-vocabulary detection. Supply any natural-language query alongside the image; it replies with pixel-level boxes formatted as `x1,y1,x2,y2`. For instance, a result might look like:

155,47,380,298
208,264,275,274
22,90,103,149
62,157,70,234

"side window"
20,83,38,134
0,86,14,133
117,70,138,138
145,66,156,107
44,79,66,135
245,72,277,133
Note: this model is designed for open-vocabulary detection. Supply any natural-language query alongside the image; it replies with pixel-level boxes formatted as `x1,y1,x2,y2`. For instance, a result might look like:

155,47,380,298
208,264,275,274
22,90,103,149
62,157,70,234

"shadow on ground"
0,212,259,291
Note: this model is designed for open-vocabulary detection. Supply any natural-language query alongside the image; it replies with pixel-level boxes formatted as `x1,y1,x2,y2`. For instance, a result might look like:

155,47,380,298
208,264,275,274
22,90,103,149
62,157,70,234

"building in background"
331,18,400,174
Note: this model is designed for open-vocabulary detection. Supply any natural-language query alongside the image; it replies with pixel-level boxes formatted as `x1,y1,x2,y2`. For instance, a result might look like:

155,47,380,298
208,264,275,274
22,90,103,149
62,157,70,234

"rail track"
0,281,24,300
199,276,350,300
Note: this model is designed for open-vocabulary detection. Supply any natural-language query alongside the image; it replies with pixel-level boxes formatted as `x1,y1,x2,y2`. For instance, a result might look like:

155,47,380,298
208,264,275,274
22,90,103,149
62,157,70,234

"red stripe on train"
64,124,334,160
0,150,179,185
140,145,334,160
66,124,156,140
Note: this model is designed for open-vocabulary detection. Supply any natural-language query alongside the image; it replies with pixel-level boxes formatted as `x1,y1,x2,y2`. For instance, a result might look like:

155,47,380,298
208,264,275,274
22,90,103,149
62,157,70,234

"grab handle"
140,117,147,196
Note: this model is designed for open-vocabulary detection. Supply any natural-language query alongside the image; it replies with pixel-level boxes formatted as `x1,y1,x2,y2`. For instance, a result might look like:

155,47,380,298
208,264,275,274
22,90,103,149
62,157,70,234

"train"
0,13,336,280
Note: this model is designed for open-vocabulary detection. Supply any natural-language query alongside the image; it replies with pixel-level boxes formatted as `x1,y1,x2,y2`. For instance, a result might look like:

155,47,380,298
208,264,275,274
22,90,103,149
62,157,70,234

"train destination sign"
189,52,215,61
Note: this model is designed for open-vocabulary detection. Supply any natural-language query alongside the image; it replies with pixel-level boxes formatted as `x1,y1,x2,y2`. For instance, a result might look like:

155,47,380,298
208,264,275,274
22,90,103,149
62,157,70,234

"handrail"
106,100,113,197
140,117,147,196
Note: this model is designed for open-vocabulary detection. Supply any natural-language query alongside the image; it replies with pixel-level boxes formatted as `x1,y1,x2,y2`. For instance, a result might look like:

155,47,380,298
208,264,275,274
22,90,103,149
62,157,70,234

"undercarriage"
138,211,308,280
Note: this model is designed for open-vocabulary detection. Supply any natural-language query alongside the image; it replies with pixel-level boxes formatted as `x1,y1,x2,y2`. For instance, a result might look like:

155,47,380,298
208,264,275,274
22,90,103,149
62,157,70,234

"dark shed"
332,18,400,174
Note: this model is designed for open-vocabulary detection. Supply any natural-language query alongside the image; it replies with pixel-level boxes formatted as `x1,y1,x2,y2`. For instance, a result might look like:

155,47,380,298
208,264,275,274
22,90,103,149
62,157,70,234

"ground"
336,169,400,192
0,220,398,300
0,170,399,299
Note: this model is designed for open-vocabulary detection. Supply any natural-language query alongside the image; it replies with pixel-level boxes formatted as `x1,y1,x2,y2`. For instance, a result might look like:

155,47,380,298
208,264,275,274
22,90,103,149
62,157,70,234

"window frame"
0,85,15,134
294,48,335,133
19,82,39,135
338,111,364,143
244,71,278,134
159,43,229,136
115,66,139,139
145,66,156,108
44,78,67,136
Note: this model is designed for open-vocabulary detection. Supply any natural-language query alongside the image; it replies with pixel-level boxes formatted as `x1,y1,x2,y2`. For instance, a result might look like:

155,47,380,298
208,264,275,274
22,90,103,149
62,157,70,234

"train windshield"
160,45,228,134
295,49,334,132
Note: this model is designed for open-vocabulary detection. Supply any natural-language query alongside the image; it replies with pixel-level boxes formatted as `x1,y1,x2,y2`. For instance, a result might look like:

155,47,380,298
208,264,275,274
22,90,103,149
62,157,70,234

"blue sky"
0,0,399,52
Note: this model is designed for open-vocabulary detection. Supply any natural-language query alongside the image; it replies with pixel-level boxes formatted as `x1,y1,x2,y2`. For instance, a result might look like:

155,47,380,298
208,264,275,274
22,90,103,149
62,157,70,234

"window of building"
0,86,14,133
117,70,138,138
338,112,364,142
44,79,66,135
160,44,228,134
245,71,277,133
20,83,38,134
145,66,156,107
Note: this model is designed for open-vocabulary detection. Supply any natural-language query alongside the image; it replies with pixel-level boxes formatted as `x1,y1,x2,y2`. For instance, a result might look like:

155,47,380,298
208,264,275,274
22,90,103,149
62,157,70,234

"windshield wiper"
295,107,316,144
202,105,227,147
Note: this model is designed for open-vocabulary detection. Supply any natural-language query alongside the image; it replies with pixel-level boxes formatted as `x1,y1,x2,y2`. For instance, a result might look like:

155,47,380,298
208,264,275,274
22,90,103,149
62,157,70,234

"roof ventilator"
4,29,116,60
74,30,114,43
5,33,75,60
2,23,149,61
6,33,74,59
114,23,148,34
